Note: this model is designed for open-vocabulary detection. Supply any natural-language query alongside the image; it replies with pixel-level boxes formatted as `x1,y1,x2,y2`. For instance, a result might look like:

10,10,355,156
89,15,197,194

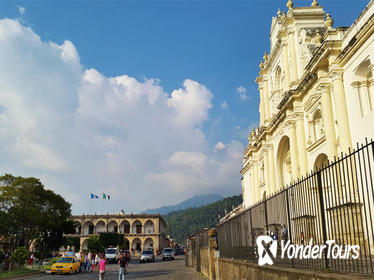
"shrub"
11,247,29,265
87,236,104,254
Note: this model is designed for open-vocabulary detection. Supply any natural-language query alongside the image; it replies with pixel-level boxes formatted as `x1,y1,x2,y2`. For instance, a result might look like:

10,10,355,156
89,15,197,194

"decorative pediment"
304,92,321,112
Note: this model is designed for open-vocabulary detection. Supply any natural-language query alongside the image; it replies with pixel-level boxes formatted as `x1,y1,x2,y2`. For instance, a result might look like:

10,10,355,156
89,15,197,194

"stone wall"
200,247,209,278
216,257,374,280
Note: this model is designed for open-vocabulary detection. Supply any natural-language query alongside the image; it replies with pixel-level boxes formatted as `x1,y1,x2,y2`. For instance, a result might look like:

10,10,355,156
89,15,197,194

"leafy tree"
36,220,76,260
11,247,29,265
117,234,124,247
87,236,104,253
163,195,242,244
99,232,119,248
0,174,72,252
65,237,80,251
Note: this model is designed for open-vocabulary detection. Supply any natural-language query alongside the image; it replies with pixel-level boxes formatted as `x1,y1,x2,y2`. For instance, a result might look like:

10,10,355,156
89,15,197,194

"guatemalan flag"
90,193,99,199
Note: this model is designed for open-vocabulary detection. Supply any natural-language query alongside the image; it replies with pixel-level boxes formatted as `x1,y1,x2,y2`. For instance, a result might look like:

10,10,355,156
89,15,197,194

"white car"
105,248,119,263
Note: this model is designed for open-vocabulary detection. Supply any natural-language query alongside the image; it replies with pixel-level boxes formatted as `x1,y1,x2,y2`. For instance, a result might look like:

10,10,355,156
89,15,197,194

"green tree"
99,232,119,248
163,194,242,244
117,234,124,248
36,220,76,261
11,247,29,265
87,236,104,253
0,174,72,251
65,237,81,251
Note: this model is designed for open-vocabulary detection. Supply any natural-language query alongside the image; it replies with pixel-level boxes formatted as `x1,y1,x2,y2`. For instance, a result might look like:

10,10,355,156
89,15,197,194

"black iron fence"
217,139,374,274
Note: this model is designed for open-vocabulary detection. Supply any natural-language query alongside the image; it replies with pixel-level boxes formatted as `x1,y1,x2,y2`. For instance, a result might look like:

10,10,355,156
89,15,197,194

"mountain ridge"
144,194,224,215
164,194,243,244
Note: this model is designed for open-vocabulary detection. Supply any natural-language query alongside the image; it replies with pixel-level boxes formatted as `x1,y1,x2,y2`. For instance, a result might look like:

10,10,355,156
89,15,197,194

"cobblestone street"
27,256,206,280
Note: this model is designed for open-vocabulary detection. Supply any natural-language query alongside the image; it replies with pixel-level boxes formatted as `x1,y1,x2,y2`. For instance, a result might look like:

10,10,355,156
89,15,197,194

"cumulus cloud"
214,142,226,151
0,19,243,213
237,86,248,101
17,6,26,15
221,101,228,110
167,80,213,126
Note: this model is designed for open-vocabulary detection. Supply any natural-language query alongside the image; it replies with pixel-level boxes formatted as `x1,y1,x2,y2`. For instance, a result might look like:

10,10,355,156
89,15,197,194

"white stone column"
369,65,374,110
264,80,270,122
267,145,277,194
288,30,298,83
331,70,352,153
259,85,265,125
295,112,309,175
288,121,300,180
250,166,256,205
268,145,277,193
359,81,371,115
264,149,270,197
369,80,374,112
254,162,260,202
319,84,337,159
282,40,291,88
351,81,364,117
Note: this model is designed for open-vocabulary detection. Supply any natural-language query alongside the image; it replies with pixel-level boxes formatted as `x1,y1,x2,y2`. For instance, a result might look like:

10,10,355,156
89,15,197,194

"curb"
0,271,45,280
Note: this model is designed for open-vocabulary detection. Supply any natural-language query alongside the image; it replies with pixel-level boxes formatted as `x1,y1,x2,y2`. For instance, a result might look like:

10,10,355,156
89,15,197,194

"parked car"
105,248,119,263
174,247,184,255
50,256,80,275
139,250,155,263
162,248,175,261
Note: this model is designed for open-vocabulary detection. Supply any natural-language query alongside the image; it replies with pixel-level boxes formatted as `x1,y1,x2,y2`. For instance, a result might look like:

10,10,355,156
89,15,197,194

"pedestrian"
282,225,288,241
273,230,278,241
300,232,305,245
27,253,33,265
95,253,100,272
85,252,90,272
91,252,96,272
79,251,85,272
118,253,128,280
98,254,106,280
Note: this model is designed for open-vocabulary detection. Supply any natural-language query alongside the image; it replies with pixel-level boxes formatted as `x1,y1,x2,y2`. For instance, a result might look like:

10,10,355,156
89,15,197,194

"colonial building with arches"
65,213,169,255
241,0,374,208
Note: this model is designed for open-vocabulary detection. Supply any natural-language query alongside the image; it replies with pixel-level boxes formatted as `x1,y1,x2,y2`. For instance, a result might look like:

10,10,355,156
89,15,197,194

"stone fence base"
215,257,374,280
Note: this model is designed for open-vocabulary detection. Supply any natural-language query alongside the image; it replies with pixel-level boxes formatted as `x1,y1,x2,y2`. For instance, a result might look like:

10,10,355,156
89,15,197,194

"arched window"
311,109,323,142
352,59,373,117
275,66,282,92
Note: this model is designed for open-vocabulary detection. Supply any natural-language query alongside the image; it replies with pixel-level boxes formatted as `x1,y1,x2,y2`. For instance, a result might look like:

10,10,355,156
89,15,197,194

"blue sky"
0,0,369,214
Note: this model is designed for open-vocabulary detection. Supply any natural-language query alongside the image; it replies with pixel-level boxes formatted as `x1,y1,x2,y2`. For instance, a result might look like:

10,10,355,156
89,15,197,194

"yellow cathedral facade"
241,0,374,208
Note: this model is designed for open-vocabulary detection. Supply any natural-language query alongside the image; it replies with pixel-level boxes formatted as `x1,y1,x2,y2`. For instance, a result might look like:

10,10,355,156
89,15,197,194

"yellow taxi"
50,256,80,274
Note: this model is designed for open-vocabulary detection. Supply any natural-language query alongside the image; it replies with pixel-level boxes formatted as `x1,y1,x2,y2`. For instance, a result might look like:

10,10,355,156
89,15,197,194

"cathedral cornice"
336,11,374,66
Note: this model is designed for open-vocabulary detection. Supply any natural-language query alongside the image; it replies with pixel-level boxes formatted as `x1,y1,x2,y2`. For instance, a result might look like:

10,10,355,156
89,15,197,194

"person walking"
282,225,288,241
300,232,305,245
95,253,100,272
87,251,92,272
91,252,96,272
118,253,128,280
79,251,85,273
98,254,106,280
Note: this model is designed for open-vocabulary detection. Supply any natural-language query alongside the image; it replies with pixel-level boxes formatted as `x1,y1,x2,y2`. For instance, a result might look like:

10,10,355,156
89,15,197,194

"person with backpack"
118,252,128,280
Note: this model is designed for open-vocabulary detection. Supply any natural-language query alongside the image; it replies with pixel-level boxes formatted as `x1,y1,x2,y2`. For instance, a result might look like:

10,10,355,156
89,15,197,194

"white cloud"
167,79,213,126
237,86,248,101
0,19,242,213
221,101,228,109
214,142,226,151
239,93,248,101
17,6,26,15
236,86,247,94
